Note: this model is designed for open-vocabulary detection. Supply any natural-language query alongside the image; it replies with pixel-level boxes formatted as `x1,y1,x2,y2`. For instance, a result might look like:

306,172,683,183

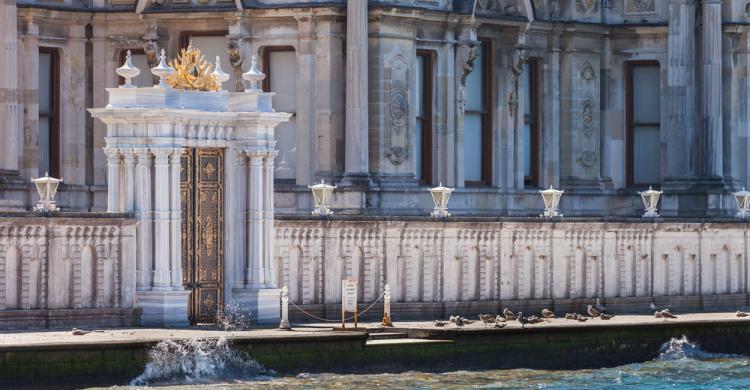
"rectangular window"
119,49,151,88
522,59,540,187
262,47,298,181
627,62,661,186
181,33,236,91
463,40,491,185
39,48,59,177
415,50,434,184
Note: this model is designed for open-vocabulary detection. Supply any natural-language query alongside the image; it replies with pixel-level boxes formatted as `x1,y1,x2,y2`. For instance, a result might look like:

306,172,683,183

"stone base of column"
339,172,373,188
232,288,281,325
137,290,190,327
660,177,731,217
559,176,613,191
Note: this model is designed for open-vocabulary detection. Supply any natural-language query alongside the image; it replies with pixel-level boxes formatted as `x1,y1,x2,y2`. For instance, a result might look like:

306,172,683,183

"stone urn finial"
116,50,141,88
242,54,265,92
212,56,230,91
150,49,173,89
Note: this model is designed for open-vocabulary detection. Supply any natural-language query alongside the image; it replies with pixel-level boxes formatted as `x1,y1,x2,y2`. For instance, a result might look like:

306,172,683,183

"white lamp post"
733,187,750,219
539,185,563,218
638,186,662,218
308,179,336,216
116,50,140,88
429,183,453,218
31,172,63,212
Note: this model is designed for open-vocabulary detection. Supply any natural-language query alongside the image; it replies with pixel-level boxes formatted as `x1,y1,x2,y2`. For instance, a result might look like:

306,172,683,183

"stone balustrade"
0,213,138,328
274,217,750,315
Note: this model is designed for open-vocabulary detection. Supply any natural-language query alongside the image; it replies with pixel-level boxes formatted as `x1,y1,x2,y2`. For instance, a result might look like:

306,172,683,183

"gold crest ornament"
166,43,220,91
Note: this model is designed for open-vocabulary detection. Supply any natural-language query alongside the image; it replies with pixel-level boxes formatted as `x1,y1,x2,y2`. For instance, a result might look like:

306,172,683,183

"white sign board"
342,278,358,313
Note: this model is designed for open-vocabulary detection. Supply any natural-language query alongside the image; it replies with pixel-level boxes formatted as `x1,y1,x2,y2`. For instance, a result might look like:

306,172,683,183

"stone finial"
150,49,173,89
116,50,141,88
212,56,230,91
242,54,265,92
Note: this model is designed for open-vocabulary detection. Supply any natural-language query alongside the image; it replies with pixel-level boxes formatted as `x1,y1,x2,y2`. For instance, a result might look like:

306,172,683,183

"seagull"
494,322,508,329
650,301,657,311
528,315,544,324
659,309,677,319
454,316,465,327
587,305,601,318
517,312,530,329
433,320,449,327
576,315,588,322
565,313,577,320
449,315,459,323
600,313,614,320
495,315,506,323
737,311,749,318
541,308,555,319
479,314,496,325
503,308,518,321
462,319,475,325
595,298,607,313
654,311,663,318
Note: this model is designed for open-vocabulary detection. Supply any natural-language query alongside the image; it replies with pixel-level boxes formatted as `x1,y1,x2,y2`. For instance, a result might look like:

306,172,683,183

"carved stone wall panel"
560,229,604,299
653,228,700,296
700,228,746,295
507,228,552,300
384,47,410,166
573,59,601,175
612,229,653,297
625,0,656,15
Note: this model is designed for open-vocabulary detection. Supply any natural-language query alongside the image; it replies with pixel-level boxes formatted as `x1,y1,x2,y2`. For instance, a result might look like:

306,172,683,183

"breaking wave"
657,335,741,361
130,337,272,386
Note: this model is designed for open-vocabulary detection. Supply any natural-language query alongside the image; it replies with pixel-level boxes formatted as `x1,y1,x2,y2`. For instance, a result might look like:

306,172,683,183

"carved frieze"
573,61,600,171
625,0,656,15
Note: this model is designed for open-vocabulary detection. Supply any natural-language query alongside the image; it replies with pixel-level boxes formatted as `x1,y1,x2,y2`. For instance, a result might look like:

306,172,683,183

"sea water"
116,335,750,389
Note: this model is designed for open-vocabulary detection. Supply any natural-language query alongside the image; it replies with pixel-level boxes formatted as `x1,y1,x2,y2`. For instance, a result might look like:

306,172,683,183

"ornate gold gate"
181,148,224,324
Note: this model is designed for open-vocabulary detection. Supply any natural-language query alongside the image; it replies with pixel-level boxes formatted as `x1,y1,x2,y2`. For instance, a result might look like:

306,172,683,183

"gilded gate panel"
181,148,224,324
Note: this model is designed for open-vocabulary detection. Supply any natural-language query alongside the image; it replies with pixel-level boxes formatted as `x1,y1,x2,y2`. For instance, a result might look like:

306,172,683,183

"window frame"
178,30,229,51
626,60,661,188
39,47,60,178
464,38,493,187
416,49,435,185
523,58,541,188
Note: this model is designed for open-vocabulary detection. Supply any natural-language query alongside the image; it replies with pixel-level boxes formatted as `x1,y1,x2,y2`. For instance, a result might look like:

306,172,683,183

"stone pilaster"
104,148,122,213
665,0,697,183
152,149,171,290
0,0,19,175
454,25,478,188
122,150,136,212
169,149,183,289
227,149,247,291
246,151,265,288
134,148,153,289
263,151,277,287
702,0,723,179
341,0,371,186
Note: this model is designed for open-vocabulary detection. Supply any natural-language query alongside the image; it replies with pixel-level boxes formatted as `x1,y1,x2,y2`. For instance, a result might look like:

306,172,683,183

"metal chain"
287,292,385,323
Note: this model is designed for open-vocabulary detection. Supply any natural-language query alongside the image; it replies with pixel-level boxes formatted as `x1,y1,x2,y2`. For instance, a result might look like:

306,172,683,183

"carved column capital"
103,148,121,164
168,148,183,164
121,149,137,165
152,149,171,164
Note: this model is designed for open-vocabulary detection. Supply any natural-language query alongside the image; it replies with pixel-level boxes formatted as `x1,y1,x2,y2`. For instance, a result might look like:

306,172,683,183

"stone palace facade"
5,0,750,329
2,0,750,217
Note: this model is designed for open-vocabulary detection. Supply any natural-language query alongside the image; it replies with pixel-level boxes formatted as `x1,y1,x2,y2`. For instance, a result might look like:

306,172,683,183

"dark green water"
121,336,750,389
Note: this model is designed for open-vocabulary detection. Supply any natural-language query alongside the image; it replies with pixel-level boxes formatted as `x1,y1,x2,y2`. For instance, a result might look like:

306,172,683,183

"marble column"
122,150,136,212
228,149,247,290
262,151,277,287
702,0,723,179
134,148,153,289
152,149,171,290
665,0,697,182
0,0,19,174
169,149,183,289
104,148,122,213
246,151,265,287
342,0,371,185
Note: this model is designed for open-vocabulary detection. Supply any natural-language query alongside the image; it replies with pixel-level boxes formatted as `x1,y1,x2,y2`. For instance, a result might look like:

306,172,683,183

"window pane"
268,50,298,180
632,66,660,124
523,62,532,118
464,113,483,181
39,52,51,114
130,53,152,88
189,36,237,92
415,56,424,117
633,125,660,184
464,44,484,111
523,123,532,177
415,120,422,180
39,116,50,175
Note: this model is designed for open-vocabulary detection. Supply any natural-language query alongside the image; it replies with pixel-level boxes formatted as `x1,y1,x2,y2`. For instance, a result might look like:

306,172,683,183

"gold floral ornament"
166,43,219,91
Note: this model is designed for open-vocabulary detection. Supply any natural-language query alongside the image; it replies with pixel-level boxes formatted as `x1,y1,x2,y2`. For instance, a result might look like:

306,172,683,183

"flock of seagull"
431,298,750,330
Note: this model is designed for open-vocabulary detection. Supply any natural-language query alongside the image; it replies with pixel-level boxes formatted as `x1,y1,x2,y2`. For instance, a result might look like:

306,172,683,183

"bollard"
381,284,393,327
279,286,291,330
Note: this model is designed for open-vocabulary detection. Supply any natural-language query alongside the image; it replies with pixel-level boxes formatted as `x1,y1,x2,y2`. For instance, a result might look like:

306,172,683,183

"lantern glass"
429,183,453,218
31,172,63,212
733,187,750,219
539,186,563,218
638,186,662,218
308,180,336,216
